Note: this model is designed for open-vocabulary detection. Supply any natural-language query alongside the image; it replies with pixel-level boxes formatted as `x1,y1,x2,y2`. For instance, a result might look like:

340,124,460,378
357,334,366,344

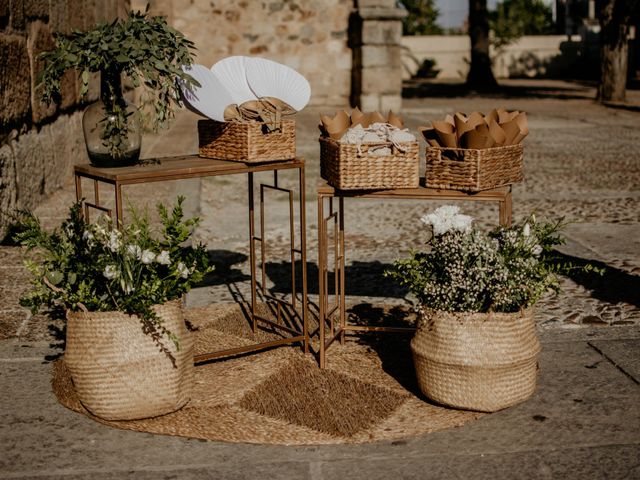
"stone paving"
2,80,639,340
0,80,639,479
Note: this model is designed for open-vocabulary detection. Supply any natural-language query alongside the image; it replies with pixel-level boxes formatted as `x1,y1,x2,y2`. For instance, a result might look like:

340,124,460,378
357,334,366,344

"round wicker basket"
64,300,194,421
411,308,540,412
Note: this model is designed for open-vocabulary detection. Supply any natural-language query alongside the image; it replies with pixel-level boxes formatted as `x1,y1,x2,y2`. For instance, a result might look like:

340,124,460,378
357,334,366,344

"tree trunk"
597,0,639,102
466,0,497,90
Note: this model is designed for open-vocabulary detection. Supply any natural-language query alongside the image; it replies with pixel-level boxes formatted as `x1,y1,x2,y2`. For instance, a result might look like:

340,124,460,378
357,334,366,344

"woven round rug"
52,302,485,445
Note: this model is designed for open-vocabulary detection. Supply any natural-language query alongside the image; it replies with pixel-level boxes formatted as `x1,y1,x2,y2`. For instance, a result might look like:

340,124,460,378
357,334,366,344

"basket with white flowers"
386,205,596,412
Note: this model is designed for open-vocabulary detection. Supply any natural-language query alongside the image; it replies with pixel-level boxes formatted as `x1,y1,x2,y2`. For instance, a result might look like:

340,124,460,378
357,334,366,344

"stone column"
350,0,406,113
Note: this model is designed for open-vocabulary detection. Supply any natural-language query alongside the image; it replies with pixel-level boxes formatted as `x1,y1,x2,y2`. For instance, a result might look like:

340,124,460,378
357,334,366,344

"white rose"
106,231,121,252
176,262,190,279
126,244,142,259
103,265,119,279
156,250,171,265
82,230,95,247
140,250,155,264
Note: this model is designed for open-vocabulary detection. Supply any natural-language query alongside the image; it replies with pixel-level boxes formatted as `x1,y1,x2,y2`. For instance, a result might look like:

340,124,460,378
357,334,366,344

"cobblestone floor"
1,80,639,342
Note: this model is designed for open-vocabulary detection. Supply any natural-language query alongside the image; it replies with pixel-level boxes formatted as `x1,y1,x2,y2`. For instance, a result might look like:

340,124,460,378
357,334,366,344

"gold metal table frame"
74,155,309,363
317,182,513,368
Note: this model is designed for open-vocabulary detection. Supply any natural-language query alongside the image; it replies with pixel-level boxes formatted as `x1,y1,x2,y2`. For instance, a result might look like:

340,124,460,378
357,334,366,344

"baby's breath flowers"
387,206,594,314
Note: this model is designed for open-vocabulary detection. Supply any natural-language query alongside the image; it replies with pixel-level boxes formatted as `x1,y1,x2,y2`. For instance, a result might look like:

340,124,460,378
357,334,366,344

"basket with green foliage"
14,197,212,356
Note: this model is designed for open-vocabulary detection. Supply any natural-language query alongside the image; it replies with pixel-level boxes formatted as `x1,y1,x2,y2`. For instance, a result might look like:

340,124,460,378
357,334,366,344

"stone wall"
0,0,123,237
137,0,354,107
402,34,584,80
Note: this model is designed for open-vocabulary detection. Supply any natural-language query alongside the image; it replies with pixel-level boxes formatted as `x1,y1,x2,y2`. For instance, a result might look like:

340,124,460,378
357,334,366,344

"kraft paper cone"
432,121,457,148
485,109,499,124
444,114,455,126
501,112,528,145
462,123,494,149
498,108,519,125
511,112,529,144
467,111,485,128
453,113,469,141
350,107,364,126
488,119,507,146
501,120,519,145
361,111,386,128
419,126,441,147
453,112,474,142
321,110,351,140
387,110,404,128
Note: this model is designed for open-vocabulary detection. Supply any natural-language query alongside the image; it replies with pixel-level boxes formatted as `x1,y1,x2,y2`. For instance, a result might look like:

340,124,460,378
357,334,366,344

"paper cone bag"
432,121,457,148
454,113,473,142
444,114,455,126
387,110,404,128
485,109,499,124
361,111,386,128
502,112,528,145
498,108,518,124
467,112,485,128
461,123,494,149
419,126,441,147
350,107,364,126
512,112,529,144
488,119,507,146
321,110,350,140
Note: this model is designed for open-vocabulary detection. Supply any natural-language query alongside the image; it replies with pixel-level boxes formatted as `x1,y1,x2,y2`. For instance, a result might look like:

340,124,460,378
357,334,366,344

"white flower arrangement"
420,205,473,236
387,206,595,314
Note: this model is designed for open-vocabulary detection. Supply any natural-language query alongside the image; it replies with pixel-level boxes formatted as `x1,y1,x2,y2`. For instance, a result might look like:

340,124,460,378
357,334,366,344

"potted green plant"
14,197,212,420
386,206,596,412
39,6,197,167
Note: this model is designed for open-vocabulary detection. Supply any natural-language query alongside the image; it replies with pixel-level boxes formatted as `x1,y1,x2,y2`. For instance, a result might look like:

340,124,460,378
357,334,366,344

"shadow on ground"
265,260,408,298
403,79,595,100
556,252,640,308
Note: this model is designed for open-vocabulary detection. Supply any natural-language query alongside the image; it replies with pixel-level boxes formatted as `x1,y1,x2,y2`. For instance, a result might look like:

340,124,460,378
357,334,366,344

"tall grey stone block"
350,3,406,111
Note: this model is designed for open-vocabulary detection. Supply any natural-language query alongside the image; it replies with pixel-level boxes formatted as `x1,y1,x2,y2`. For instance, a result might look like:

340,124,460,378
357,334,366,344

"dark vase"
82,68,141,168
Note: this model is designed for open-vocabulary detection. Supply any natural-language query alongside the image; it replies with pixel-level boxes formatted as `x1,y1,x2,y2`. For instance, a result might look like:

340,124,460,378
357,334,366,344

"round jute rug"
52,302,485,445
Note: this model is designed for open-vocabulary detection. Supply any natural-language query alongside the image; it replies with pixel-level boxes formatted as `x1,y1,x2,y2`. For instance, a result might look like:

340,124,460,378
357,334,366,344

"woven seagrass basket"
64,300,194,421
411,308,540,412
425,143,524,192
320,136,419,190
198,119,295,163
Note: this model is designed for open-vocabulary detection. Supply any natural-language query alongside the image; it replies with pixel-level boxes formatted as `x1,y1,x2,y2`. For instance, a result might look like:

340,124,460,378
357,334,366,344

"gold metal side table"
316,182,513,368
74,155,309,363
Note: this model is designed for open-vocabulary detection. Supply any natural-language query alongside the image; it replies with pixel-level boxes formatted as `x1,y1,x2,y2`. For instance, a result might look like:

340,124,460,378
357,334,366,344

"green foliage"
386,208,600,314
490,0,555,48
38,5,197,157
13,197,213,355
415,58,441,78
402,0,443,35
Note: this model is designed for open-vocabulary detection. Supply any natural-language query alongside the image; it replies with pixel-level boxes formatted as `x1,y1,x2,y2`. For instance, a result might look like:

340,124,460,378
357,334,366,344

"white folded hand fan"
179,57,310,122
210,56,258,106
179,64,235,122
245,57,311,112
